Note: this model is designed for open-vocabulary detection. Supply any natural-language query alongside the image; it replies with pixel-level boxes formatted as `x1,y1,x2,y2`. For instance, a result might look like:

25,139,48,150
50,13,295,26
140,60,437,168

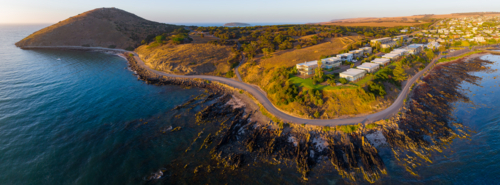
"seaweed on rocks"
383,56,494,176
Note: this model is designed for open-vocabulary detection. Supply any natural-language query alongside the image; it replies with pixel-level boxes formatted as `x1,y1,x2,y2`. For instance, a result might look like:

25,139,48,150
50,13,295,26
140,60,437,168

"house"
361,47,373,55
426,41,440,49
296,61,318,76
357,63,380,73
382,53,400,61
371,37,397,48
473,36,486,42
391,49,408,56
337,53,354,62
339,69,367,82
321,57,342,69
349,49,364,59
401,29,408,33
407,44,424,54
371,58,391,66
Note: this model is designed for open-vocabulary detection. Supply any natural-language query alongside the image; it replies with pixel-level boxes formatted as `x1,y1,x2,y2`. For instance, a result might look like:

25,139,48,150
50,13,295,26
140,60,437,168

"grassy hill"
136,43,236,75
16,8,182,49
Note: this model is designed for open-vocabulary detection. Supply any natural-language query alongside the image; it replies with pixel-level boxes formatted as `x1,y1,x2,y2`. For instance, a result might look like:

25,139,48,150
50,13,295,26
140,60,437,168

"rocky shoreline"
122,48,496,183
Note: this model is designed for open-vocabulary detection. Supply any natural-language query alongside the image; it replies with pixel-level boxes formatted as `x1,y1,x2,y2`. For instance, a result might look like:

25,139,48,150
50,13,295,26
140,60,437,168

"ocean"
1,24,500,184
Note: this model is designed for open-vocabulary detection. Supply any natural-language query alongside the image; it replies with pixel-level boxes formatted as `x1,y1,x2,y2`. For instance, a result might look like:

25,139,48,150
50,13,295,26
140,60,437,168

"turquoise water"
2,24,500,184
0,25,204,184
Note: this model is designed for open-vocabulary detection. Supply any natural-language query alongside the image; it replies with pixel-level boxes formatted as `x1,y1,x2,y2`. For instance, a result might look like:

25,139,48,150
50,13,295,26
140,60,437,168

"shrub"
366,123,378,129
339,78,348,84
314,111,320,118
226,70,235,78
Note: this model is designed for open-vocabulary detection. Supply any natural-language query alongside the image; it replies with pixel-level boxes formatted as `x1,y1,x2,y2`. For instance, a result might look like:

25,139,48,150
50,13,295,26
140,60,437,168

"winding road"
21,45,490,126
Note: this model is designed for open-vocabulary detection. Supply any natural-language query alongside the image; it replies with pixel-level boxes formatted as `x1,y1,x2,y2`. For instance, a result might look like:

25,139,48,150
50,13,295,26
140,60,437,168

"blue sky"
1,0,499,24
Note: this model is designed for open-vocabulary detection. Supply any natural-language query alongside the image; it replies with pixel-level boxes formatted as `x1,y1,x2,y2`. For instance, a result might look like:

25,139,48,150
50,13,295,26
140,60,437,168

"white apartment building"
357,63,380,73
296,61,318,76
339,69,367,82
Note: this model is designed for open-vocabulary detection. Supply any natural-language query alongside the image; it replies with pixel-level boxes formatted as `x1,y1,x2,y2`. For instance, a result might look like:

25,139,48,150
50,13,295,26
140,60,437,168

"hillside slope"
16,8,181,49
136,43,236,75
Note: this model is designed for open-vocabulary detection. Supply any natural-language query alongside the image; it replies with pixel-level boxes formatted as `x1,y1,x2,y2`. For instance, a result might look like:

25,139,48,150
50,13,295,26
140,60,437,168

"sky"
1,0,500,24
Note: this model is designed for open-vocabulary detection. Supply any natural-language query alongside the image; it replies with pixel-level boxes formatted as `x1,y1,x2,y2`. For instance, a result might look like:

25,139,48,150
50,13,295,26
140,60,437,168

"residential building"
349,49,364,59
339,69,367,82
371,37,397,48
361,47,373,55
337,53,354,62
407,44,424,54
357,63,380,73
321,57,342,69
371,58,391,66
426,41,440,49
401,29,408,33
296,61,318,76
382,53,400,60
391,49,408,56
473,36,486,42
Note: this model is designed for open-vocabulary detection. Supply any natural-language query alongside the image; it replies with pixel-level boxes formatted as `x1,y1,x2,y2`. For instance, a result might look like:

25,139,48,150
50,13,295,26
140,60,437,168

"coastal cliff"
15,8,181,49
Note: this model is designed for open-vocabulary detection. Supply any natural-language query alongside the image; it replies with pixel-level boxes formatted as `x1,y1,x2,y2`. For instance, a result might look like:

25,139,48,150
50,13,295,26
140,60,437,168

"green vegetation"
338,125,359,134
365,123,378,130
438,50,483,63
289,76,354,91
226,70,235,78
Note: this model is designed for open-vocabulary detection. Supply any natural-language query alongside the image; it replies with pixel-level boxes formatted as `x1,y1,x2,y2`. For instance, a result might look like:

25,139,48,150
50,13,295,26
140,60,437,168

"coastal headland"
14,7,500,182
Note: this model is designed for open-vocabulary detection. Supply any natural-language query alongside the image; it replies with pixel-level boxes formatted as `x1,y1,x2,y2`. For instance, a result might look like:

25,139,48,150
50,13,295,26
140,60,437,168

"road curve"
20,46,477,126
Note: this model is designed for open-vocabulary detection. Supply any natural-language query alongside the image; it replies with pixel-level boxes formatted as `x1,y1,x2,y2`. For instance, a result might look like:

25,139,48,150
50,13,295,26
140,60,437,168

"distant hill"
223,22,251,27
16,8,182,49
320,12,500,27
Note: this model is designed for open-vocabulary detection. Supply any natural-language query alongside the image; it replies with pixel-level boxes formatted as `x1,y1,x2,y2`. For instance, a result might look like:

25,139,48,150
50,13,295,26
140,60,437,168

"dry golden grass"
136,43,235,75
323,22,426,27
190,34,219,43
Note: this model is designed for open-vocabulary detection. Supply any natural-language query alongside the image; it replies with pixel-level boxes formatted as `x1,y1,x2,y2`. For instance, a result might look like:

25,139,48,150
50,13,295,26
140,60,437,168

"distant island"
223,22,251,27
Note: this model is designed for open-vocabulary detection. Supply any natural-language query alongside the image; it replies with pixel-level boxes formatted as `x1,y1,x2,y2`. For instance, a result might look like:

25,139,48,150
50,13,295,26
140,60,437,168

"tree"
200,34,204,38
155,35,166,43
368,81,386,96
393,64,408,82
225,70,235,78
339,78,348,84
327,79,336,86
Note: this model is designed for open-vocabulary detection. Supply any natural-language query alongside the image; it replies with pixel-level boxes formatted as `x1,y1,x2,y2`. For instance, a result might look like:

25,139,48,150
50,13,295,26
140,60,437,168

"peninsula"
16,7,500,126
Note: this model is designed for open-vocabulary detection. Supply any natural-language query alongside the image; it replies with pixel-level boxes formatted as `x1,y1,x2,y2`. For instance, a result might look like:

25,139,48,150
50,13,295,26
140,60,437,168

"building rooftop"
340,68,366,76
296,60,317,67
371,58,390,63
337,53,353,56
358,62,380,68
382,53,400,58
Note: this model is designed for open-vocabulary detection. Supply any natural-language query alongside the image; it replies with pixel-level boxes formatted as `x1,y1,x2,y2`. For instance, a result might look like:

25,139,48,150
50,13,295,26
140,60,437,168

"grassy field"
354,74,374,86
136,43,235,75
289,76,357,91
323,22,426,27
